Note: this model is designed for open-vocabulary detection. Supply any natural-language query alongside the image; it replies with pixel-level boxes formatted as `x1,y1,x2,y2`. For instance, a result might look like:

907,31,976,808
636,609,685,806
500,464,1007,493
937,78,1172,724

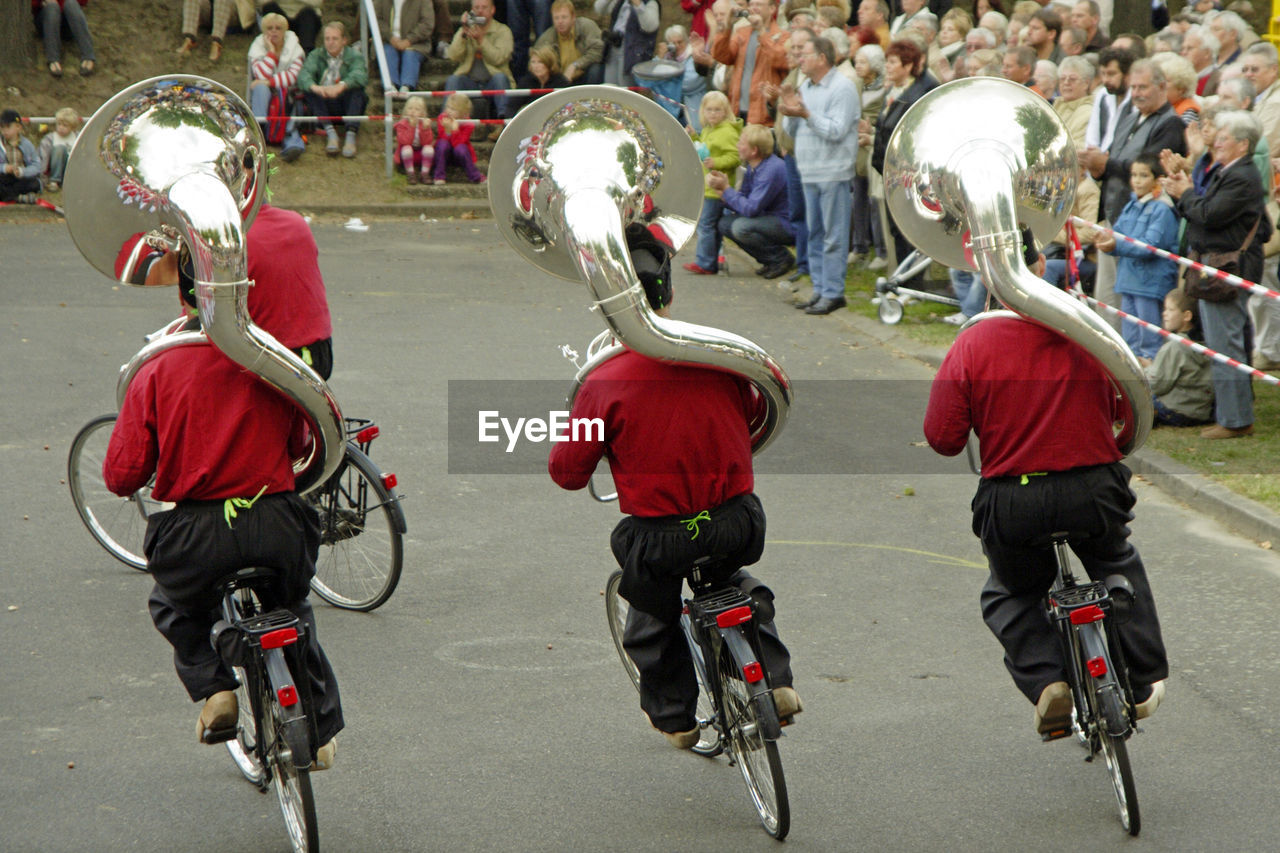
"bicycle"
1040,532,1142,837
604,558,791,839
68,414,406,612
210,566,323,852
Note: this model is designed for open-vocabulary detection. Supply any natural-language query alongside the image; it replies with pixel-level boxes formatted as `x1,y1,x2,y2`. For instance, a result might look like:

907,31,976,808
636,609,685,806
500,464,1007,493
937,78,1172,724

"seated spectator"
684,91,743,275
178,0,234,60
445,0,514,120
710,124,796,279
37,106,80,193
373,0,434,94
661,25,708,129
430,0,453,58
32,0,96,77
595,0,661,87
300,20,369,158
533,0,605,85
0,109,42,204
393,95,435,184
1147,288,1214,425
259,0,323,52
248,12,307,161
514,46,569,111
433,92,486,184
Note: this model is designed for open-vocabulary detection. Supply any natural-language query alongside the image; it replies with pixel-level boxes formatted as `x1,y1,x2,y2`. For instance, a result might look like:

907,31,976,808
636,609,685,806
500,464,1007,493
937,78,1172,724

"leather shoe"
197,690,238,743
662,726,700,749
1200,423,1253,439
786,269,807,283
793,293,821,309
804,296,847,315
758,257,796,279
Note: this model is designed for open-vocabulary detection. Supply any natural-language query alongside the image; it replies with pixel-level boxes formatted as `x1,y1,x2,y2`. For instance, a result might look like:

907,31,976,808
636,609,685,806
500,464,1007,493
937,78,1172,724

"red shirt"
548,350,763,517
923,316,1124,478
104,344,307,501
113,205,331,349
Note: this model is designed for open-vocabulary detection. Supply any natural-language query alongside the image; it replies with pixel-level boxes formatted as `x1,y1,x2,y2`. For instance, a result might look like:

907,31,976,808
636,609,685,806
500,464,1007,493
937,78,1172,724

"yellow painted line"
769,539,987,569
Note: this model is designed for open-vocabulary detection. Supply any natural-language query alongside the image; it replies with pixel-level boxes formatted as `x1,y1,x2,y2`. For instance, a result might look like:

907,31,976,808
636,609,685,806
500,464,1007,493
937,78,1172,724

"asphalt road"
4,220,1280,852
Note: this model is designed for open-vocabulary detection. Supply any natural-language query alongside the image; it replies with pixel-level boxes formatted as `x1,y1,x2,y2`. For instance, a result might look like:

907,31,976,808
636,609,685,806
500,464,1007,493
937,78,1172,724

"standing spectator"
1209,10,1248,68
259,0,324,53
857,0,891,49
248,12,307,161
36,106,80,193
871,38,937,285
931,7,970,79
709,124,797,278
1070,0,1106,53
0,110,42,205
446,0,515,119
1095,152,1180,359
300,20,370,159
661,25,709,127
595,0,660,87
1023,8,1063,63
683,0,715,40
684,92,743,276
852,42,886,267
1001,44,1035,85
373,0,435,94
1242,42,1280,371
532,0,605,85
888,0,930,37
1057,26,1085,57
1031,59,1058,100
710,0,790,126
1080,58,1186,331
1053,56,1094,148
433,92,487,184
1163,110,1269,438
1084,46,1134,153
393,95,435,184
178,0,233,60
781,34,860,314
33,0,96,77
507,0,552,80
763,26,813,285
1181,24,1220,97
1156,53,1201,125
431,0,454,58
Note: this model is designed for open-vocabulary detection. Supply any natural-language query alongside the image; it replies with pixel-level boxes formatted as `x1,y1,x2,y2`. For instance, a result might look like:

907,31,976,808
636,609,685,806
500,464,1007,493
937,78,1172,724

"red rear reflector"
716,606,753,628
277,685,298,707
1070,605,1105,625
356,425,380,444
742,662,764,683
381,472,398,490
1086,656,1107,678
261,628,298,649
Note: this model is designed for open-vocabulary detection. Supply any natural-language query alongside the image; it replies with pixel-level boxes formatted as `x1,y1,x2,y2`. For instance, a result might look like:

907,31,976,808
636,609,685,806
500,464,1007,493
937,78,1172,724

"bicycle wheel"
603,572,721,756
716,646,790,839
1097,687,1141,836
259,674,320,853
308,446,403,611
67,414,163,570
225,665,266,786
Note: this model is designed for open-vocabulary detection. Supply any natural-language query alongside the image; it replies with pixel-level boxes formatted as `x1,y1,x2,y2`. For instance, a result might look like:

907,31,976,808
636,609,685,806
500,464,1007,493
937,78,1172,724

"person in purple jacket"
707,123,797,280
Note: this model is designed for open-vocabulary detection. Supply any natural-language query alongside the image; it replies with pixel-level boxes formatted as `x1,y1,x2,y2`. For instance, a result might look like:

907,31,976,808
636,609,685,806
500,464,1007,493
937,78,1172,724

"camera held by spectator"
463,11,487,27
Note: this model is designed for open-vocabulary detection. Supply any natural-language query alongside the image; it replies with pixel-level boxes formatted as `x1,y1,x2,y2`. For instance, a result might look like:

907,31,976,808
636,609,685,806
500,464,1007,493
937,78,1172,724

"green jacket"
447,21,514,81
298,45,369,92
695,117,742,199
532,18,604,76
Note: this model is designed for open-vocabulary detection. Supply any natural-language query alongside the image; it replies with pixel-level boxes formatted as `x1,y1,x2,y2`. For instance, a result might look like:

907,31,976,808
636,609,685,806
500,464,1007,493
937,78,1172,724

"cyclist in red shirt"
549,226,801,748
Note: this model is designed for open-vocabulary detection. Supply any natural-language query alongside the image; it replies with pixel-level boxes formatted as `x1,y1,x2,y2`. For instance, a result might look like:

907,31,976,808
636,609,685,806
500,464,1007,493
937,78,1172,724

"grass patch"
839,261,1280,518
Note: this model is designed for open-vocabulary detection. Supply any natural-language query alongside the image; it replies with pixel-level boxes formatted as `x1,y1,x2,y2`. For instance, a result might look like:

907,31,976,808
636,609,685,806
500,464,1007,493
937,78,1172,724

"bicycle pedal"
1039,726,1072,743
201,724,238,745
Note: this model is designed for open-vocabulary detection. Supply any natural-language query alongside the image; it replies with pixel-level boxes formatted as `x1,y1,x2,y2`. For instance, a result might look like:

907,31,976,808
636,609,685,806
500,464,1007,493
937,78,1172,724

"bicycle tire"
603,572,721,756
308,445,403,611
67,414,163,571
716,645,789,839
1097,685,1140,835
226,664,266,786
259,673,320,853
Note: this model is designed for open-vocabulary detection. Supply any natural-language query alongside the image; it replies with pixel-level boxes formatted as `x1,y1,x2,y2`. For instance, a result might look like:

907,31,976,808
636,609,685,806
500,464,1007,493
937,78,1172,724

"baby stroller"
873,249,959,324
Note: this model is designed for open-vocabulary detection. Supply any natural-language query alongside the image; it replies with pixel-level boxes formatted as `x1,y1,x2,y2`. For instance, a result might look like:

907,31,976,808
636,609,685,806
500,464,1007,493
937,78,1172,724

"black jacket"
1176,157,1272,283
871,73,938,176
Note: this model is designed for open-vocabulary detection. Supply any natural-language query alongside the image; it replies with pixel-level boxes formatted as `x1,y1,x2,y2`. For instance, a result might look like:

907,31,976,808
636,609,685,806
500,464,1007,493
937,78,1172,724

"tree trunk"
0,0,37,71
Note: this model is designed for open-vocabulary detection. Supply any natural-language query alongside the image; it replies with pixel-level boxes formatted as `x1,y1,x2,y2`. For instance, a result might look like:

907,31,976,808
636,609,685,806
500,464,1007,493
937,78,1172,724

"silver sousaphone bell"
488,86,792,453
883,77,1152,454
64,75,344,491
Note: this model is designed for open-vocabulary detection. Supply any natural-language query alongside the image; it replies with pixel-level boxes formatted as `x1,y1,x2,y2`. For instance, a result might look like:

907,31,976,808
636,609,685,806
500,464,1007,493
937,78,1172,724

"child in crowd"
683,91,742,275
432,93,485,185
38,107,81,192
0,109,42,204
1095,152,1180,360
1146,288,1214,426
394,96,435,185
